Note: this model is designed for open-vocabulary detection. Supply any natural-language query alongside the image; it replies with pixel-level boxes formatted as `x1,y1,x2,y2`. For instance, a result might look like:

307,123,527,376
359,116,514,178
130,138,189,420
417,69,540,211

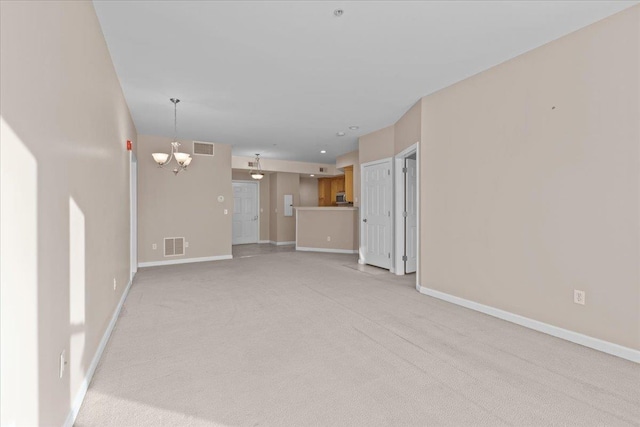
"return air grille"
193,141,214,156
319,167,326,172
248,161,256,167
164,237,185,257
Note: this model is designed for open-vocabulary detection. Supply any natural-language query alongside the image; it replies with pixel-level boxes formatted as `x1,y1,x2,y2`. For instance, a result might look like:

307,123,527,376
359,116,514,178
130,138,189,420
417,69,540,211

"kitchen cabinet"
318,178,332,206
317,175,345,206
344,166,353,202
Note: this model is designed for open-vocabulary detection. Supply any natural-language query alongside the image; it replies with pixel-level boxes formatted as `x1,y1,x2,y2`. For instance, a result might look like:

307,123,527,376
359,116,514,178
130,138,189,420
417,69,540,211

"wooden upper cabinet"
344,166,353,202
317,170,353,205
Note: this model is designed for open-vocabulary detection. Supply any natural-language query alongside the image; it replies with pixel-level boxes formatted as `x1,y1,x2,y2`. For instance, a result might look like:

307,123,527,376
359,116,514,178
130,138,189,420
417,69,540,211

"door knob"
363,219,367,222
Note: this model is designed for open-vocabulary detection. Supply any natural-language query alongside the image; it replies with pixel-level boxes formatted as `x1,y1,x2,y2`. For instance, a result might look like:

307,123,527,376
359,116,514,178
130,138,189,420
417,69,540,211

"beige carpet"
75,250,640,426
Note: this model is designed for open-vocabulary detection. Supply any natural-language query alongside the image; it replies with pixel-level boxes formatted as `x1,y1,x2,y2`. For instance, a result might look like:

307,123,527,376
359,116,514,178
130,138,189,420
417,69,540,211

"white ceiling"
93,0,636,163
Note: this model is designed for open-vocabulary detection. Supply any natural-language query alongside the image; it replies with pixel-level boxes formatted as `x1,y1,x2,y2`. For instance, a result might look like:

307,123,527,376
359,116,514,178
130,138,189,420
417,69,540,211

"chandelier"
152,98,193,175
250,154,264,180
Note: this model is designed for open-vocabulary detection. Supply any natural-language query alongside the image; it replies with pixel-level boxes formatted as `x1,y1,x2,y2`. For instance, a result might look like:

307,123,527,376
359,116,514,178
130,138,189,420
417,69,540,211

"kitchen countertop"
294,206,358,211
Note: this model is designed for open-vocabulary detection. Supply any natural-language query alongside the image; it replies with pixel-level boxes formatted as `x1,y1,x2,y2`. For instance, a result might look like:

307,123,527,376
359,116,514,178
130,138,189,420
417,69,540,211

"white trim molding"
418,285,640,364
64,278,134,427
138,254,232,268
258,240,270,244
296,247,358,254
269,240,296,246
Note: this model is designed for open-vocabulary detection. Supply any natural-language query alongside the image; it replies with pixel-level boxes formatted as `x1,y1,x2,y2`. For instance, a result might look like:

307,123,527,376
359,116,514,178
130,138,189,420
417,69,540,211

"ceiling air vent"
193,141,214,156
319,167,326,173
164,237,185,257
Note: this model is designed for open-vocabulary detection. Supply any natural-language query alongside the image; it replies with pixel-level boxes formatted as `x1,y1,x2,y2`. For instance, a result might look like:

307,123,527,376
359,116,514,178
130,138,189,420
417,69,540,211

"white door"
405,158,417,273
361,159,392,269
232,182,259,245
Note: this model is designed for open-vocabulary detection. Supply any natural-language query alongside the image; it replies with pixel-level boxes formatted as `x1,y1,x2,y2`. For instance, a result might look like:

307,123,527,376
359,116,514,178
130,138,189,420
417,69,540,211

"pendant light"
151,98,193,175
250,154,264,180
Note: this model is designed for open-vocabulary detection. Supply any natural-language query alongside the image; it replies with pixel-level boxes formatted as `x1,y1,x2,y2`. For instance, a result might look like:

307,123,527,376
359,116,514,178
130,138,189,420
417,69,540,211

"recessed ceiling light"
349,126,359,130
320,150,326,154
310,174,315,177
336,132,345,137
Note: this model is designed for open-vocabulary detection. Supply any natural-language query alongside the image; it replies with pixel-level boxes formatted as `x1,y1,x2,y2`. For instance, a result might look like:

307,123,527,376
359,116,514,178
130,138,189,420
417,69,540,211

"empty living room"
1,1,639,426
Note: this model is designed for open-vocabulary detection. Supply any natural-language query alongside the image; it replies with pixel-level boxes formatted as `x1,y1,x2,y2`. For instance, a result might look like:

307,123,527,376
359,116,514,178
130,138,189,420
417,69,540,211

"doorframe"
129,151,137,281
394,143,420,287
232,180,261,244
359,157,394,271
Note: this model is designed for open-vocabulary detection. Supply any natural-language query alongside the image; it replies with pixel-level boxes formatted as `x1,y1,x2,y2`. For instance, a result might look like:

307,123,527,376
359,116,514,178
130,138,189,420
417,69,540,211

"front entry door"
232,182,258,245
361,159,392,269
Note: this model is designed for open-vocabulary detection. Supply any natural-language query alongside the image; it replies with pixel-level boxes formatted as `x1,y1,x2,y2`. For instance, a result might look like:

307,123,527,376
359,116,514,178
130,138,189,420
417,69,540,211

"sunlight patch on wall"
69,197,86,405
0,117,39,426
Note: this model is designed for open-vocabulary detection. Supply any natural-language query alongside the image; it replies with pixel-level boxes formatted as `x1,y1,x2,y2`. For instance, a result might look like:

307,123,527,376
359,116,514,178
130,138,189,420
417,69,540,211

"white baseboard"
258,240,270,244
417,285,640,364
296,246,358,254
138,254,232,268
269,241,296,246
63,278,134,427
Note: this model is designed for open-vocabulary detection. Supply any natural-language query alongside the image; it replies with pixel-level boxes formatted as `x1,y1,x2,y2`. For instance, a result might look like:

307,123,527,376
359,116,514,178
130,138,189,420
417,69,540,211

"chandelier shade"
250,154,264,180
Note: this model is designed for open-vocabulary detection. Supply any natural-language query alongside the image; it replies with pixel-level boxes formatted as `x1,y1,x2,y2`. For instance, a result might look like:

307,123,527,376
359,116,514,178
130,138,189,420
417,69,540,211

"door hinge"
402,211,407,217
388,253,391,258
402,255,408,262
402,167,407,173
388,169,391,175
388,211,391,217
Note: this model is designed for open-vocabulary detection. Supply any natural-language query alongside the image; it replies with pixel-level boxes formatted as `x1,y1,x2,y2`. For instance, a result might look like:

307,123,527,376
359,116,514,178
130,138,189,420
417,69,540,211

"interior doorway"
394,143,419,282
130,152,137,280
232,181,259,245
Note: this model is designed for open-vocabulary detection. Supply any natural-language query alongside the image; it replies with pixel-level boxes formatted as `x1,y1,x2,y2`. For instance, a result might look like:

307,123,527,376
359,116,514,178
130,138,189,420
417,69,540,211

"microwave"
336,192,347,204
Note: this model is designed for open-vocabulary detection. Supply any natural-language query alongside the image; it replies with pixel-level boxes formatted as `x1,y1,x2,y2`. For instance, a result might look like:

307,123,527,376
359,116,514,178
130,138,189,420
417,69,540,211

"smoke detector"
334,9,344,17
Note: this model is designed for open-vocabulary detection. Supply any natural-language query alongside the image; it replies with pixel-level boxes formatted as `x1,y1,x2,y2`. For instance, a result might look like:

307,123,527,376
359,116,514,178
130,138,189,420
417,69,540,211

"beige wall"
299,177,319,207
275,172,300,242
296,209,359,251
394,100,422,154
233,155,340,176
259,176,270,241
269,173,278,241
420,6,640,350
137,135,233,262
0,1,137,426
232,169,252,181
359,125,395,165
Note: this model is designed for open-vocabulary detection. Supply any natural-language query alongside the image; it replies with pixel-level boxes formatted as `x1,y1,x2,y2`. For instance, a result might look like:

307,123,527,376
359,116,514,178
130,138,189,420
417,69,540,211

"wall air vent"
164,237,185,257
193,141,214,156
248,161,256,168
319,167,326,172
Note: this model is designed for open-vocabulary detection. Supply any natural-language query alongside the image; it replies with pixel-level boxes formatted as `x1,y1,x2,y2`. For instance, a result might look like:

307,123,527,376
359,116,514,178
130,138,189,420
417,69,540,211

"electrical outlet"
327,236,331,241
224,209,228,215
185,242,189,248
574,289,585,305
152,243,157,250
113,278,117,291
59,350,66,378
